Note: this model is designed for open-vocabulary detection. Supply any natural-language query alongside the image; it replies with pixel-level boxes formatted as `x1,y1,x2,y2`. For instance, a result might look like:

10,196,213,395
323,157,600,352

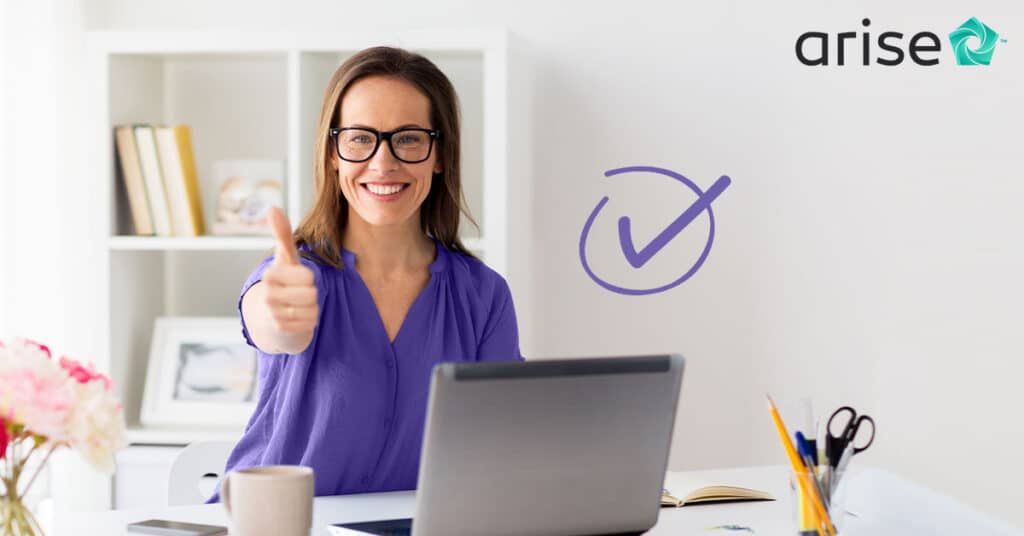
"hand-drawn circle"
579,166,717,296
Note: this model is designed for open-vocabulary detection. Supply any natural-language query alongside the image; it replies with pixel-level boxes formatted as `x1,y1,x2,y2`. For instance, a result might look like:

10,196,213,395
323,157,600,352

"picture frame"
207,159,285,236
141,316,259,428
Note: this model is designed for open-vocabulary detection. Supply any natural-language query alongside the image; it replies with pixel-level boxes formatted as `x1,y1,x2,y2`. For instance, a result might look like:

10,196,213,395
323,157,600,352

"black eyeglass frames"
329,127,440,164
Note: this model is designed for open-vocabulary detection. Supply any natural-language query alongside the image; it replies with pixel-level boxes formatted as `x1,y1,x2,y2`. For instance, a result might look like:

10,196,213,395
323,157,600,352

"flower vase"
0,337,129,535
1,480,42,536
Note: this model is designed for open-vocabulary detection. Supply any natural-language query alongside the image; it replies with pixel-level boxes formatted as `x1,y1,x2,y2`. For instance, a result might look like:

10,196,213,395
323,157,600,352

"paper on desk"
836,468,1023,536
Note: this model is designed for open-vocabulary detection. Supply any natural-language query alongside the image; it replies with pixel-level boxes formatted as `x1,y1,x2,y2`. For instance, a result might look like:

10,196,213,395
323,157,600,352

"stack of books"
114,124,206,237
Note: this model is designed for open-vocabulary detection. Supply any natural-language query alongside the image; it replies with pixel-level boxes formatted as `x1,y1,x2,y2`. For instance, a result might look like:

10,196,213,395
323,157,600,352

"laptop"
330,354,685,536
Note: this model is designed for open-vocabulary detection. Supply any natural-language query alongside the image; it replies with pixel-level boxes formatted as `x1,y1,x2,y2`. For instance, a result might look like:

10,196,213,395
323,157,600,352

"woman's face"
332,75,441,229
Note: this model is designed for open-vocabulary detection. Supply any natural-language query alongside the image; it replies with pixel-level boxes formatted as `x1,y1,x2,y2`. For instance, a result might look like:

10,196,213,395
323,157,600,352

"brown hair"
293,46,478,269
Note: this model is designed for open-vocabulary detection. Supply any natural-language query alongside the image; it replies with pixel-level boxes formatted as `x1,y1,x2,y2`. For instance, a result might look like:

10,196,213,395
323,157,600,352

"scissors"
825,406,875,468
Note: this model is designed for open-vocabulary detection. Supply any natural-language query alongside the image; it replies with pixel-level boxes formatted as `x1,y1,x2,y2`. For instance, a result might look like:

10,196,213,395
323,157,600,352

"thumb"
268,206,299,266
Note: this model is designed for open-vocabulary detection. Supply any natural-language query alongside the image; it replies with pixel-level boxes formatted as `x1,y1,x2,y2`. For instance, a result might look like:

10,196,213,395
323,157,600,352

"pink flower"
23,339,51,358
0,419,9,461
0,338,126,472
59,357,112,391
0,339,76,442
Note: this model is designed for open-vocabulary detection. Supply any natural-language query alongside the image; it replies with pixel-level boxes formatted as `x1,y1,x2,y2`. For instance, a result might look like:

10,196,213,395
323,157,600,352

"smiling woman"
330,76,442,232
298,47,474,269
208,46,524,502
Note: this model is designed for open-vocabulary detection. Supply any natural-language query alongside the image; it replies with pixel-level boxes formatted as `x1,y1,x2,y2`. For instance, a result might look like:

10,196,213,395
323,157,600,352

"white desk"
55,466,797,536
55,463,1024,536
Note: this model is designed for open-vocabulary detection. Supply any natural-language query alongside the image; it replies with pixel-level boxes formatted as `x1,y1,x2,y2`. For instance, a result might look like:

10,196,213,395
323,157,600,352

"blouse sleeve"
477,277,525,362
237,254,327,350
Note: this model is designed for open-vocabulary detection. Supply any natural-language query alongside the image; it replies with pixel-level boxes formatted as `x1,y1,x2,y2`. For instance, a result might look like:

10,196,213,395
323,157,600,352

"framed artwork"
141,316,259,428
208,159,284,236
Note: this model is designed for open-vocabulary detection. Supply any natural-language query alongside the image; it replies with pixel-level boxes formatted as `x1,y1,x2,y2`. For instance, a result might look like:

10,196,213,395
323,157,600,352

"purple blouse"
208,240,522,501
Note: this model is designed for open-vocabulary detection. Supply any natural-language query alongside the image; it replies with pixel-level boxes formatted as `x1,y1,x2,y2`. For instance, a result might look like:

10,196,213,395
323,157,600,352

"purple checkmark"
579,166,730,296
618,174,732,268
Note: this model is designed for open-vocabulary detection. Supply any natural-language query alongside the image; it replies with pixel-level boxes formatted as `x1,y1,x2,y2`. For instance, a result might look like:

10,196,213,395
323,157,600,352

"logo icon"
949,17,1000,65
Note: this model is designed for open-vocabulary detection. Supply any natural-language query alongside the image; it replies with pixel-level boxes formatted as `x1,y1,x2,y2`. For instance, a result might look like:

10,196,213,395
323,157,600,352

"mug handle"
221,473,232,516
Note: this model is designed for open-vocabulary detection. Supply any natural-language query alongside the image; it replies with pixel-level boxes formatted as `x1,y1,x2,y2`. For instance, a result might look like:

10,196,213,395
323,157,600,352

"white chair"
167,440,236,506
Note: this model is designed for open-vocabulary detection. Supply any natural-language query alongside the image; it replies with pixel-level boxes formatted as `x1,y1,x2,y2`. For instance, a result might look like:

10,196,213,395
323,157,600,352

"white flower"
65,379,127,473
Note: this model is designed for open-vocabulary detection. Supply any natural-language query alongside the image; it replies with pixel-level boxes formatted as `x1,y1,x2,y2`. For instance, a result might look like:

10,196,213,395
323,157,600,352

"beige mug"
221,465,314,536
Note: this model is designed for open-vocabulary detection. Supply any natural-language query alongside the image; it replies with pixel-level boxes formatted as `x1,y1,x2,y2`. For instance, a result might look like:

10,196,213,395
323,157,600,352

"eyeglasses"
329,127,440,164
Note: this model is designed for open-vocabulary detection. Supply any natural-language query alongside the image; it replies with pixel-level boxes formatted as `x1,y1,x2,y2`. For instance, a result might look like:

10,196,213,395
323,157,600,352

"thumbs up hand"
260,206,319,338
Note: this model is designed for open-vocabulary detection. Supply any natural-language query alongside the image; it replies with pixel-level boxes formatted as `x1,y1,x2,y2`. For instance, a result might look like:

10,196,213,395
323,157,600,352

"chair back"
167,440,235,505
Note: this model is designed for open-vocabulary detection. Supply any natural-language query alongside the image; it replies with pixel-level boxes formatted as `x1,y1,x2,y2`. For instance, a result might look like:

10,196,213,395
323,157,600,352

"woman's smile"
360,181,411,201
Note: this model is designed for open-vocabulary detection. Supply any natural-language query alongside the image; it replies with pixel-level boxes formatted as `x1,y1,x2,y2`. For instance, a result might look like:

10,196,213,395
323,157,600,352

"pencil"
767,394,836,536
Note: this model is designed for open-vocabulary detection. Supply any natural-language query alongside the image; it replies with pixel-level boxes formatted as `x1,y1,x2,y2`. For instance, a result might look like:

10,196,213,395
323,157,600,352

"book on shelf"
113,126,154,235
155,125,206,236
115,123,207,237
660,473,774,507
131,124,174,237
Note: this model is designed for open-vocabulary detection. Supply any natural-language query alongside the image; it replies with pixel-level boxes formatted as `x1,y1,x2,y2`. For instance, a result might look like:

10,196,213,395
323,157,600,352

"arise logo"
949,17,1000,65
795,17,1005,66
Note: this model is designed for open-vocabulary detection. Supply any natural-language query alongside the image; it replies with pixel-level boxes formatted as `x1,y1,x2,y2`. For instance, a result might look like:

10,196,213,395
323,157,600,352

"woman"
210,46,523,500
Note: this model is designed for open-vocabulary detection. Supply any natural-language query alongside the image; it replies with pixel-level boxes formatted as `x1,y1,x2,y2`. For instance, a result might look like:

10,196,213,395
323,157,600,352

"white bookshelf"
108,235,484,252
108,236,274,251
124,426,243,446
71,29,522,511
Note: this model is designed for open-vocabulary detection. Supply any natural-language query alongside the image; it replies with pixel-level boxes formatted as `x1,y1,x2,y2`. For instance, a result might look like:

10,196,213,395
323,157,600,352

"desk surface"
57,465,799,536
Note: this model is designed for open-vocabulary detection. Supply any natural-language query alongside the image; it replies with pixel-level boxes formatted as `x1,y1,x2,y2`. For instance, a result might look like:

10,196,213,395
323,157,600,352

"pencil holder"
788,468,845,535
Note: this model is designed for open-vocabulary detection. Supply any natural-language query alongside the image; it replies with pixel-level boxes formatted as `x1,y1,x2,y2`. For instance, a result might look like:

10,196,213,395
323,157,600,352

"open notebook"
661,472,775,507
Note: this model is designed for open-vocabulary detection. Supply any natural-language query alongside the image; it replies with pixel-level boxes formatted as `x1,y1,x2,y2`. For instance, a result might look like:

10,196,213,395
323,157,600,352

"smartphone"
126,519,228,536
329,517,413,535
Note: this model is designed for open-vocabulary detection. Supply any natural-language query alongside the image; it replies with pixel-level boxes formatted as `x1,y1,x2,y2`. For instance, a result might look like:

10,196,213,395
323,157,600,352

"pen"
795,432,812,466
802,398,818,466
795,432,830,506
795,430,818,530
823,463,831,500
818,428,830,495
801,453,829,508
796,432,830,507
766,395,835,536
829,442,855,496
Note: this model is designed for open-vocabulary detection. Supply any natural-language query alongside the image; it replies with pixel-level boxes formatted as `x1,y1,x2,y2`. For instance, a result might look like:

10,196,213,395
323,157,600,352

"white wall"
0,2,64,342
0,0,8,335
1,0,89,345
60,0,1024,526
